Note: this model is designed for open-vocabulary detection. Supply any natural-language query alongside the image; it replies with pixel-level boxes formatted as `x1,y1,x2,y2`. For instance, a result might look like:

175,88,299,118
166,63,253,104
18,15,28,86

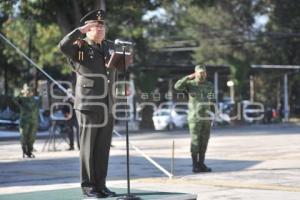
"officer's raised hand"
78,22,101,34
78,21,105,44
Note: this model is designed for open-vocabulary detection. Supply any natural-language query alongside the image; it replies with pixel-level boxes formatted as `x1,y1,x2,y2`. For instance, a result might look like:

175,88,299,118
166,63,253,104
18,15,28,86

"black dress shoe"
82,187,107,198
67,146,74,151
97,187,117,197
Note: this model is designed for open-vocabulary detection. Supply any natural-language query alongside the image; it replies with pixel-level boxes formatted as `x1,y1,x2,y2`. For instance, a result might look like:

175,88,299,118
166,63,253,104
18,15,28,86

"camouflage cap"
195,65,206,72
21,83,31,94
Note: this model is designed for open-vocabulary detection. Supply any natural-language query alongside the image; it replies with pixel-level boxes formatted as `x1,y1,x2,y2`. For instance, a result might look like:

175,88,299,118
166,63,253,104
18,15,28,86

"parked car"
218,97,235,116
0,106,50,130
207,110,231,126
242,100,264,123
152,107,188,131
0,106,19,127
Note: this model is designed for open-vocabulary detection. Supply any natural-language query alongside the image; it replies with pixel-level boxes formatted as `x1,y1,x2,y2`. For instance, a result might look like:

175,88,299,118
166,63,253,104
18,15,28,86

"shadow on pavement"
0,154,261,188
114,156,262,177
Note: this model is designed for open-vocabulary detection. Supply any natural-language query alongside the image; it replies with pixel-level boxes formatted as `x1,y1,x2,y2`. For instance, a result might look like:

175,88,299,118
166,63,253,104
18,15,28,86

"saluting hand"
79,22,99,34
188,73,195,80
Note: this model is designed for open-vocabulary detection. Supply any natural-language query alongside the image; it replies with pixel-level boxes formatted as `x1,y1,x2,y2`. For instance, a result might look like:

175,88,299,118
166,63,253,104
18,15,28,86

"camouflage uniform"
16,96,40,158
174,65,214,172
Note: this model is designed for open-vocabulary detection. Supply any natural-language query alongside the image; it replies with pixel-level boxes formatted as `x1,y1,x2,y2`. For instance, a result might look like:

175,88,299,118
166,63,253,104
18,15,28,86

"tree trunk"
140,105,154,129
71,0,82,26
94,0,106,11
4,66,8,95
55,9,73,34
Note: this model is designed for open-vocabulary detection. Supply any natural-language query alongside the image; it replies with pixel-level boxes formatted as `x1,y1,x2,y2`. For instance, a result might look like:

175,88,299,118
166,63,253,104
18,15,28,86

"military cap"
21,83,32,94
21,83,31,93
195,65,206,72
80,9,105,25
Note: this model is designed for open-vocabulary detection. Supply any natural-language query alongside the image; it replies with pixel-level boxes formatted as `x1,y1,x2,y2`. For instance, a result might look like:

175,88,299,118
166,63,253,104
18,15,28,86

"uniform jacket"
59,29,117,114
14,96,40,126
174,76,215,123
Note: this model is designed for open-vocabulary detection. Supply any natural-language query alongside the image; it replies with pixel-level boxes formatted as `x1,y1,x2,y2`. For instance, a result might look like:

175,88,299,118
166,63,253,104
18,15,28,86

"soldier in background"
174,65,215,173
14,84,40,158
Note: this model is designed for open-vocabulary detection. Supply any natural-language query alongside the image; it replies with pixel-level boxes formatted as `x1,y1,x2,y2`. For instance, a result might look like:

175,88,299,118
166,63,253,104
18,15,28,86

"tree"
155,0,267,100
254,0,300,114
0,0,163,126
0,0,161,87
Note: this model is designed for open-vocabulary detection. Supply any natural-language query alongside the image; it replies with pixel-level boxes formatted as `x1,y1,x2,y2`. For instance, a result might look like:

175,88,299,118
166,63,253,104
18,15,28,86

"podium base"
117,194,142,200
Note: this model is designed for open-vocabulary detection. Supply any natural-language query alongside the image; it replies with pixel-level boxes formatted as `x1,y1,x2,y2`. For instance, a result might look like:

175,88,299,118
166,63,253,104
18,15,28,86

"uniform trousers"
75,110,113,189
188,120,211,155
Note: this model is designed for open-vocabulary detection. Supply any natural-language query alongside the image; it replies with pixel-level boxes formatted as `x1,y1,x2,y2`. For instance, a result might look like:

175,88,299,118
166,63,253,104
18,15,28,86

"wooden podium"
107,51,133,70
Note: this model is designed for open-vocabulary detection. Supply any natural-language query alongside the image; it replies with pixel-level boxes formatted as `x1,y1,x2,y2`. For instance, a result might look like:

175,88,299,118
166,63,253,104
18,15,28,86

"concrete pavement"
0,124,299,199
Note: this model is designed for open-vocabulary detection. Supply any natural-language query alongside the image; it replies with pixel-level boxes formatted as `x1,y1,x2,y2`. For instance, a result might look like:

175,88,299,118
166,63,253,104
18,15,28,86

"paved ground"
0,124,299,200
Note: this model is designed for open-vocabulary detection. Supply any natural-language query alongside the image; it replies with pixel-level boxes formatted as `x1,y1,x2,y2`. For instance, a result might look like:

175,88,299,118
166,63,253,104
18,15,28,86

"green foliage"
157,1,264,100
34,23,71,73
0,0,161,93
3,19,30,68
2,18,71,88
261,0,300,65
1,0,300,111
254,0,300,111
134,71,158,94
1,18,31,91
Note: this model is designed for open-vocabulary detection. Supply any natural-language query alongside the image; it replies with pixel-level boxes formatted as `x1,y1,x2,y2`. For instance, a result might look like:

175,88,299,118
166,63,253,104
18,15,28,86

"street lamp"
227,80,235,103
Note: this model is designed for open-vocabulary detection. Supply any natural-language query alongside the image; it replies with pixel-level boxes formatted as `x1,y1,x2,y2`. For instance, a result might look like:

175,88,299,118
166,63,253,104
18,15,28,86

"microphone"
114,39,133,46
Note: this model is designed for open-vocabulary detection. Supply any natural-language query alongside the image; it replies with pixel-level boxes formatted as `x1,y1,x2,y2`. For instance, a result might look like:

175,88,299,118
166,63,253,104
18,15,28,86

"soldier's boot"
26,146,35,158
22,146,27,158
199,154,212,172
68,141,74,150
191,153,200,173
68,133,74,150
27,151,35,158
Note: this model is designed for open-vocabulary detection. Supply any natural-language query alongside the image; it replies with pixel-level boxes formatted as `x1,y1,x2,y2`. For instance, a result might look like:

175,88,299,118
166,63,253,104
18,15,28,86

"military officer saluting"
59,10,117,198
14,84,40,158
175,65,215,173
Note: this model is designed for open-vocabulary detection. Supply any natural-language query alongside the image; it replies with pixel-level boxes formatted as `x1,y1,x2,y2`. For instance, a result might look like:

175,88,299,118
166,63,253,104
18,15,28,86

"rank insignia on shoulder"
78,51,84,61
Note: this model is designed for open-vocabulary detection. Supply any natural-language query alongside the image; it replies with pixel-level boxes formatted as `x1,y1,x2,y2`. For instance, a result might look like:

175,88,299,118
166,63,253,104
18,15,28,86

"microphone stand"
117,46,141,200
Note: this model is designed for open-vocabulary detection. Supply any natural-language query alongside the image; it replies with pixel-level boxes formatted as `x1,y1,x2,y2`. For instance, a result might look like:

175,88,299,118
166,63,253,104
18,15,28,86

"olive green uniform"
15,96,39,156
59,28,117,190
174,74,214,171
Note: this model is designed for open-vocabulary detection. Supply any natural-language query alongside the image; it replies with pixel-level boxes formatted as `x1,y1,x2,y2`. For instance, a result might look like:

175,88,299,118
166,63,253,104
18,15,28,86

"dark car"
0,106,50,130
0,106,19,128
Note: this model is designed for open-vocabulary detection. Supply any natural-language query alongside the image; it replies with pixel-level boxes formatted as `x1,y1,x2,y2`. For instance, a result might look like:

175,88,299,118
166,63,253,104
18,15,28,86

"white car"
152,108,188,130
206,110,231,126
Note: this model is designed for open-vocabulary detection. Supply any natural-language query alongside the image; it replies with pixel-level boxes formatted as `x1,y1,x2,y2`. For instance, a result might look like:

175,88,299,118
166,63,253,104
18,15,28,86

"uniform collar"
85,38,105,54
194,79,206,85
86,38,104,46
